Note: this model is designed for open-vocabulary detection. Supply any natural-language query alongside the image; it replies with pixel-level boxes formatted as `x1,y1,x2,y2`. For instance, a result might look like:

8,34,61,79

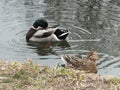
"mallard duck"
26,19,69,42
60,51,99,73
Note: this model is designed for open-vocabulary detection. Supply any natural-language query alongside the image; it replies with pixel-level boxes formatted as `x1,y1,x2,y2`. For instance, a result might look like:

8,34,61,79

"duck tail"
59,32,69,37
61,55,73,64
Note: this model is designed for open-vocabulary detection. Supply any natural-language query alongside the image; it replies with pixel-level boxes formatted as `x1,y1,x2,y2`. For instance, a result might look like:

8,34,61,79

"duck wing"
61,54,83,67
33,29,54,38
34,32,52,38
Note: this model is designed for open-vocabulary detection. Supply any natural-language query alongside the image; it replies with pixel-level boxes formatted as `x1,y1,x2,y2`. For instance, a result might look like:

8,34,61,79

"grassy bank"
0,60,120,90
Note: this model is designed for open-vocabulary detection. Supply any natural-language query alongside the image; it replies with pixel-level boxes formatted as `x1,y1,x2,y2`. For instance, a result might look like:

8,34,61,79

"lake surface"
0,0,120,77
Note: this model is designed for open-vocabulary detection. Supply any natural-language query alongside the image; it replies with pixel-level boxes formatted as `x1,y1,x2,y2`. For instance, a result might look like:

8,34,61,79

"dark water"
0,0,120,77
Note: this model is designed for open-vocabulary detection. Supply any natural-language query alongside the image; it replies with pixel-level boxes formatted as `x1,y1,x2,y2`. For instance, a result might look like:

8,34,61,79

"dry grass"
0,60,119,90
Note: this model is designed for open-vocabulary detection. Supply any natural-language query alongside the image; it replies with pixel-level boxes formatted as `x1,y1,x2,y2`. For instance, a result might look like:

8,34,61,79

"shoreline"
0,60,119,90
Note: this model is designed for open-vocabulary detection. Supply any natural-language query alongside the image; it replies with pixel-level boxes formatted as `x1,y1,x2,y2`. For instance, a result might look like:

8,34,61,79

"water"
0,0,120,77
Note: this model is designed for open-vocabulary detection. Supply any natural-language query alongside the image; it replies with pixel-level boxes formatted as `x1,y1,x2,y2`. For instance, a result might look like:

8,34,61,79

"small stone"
0,76,7,80
1,66,6,70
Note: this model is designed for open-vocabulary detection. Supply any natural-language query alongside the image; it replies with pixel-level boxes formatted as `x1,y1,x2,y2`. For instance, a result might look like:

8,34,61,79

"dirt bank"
0,60,119,90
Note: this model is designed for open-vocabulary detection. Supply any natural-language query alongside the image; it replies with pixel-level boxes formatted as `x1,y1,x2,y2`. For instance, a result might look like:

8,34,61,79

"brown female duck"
60,51,99,73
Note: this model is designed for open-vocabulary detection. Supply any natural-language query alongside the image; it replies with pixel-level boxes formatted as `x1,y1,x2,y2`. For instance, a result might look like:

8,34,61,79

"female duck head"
33,19,48,29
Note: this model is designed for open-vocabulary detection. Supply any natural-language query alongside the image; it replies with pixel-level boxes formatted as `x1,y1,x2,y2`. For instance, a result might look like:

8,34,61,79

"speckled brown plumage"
61,51,99,73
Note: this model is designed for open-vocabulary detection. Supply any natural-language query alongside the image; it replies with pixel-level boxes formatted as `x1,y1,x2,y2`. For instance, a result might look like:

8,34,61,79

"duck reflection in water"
27,41,70,56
